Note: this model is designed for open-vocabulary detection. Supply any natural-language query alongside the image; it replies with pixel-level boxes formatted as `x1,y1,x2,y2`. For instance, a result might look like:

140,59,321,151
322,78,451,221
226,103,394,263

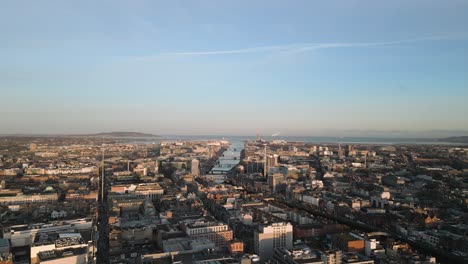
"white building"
3,218,92,248
135,183,164,200
111,183,164,200
31,233,88,264
365,239,377,257
254,222,293,261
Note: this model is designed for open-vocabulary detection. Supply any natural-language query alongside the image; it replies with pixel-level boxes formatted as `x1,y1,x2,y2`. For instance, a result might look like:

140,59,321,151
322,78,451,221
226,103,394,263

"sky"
1,0,468,137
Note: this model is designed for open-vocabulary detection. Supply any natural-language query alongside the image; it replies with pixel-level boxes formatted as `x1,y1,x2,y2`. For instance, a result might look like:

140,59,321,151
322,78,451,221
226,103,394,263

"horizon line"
1,131,467,139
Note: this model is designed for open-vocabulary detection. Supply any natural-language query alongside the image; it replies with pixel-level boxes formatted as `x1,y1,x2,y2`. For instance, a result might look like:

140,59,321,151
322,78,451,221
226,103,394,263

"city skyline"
1,1,468,136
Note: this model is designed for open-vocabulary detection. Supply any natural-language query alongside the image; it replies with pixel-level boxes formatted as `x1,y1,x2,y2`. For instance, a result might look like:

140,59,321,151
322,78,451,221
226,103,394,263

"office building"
254,222,293,260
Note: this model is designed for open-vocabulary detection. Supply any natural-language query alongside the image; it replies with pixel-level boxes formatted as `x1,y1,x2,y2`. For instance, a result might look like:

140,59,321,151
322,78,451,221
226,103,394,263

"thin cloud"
162,45,293,56
124,33,467,62
160,33,467,57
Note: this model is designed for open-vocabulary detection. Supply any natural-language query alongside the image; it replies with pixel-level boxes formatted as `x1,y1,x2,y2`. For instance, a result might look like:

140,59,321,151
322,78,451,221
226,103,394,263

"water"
138,135,467,146
209,138,244,173
128,135,246,173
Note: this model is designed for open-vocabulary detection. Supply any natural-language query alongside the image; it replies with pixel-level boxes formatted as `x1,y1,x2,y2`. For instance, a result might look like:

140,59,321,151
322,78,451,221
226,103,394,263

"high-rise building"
338,143,345,158
191,159,200,176
268,154,279,167
347,144,355,157
254,222,293,260
268,173,285,192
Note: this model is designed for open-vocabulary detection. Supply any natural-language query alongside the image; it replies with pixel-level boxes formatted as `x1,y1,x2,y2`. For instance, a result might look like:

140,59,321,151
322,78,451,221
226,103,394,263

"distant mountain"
438,136,468,143
85,132,159,137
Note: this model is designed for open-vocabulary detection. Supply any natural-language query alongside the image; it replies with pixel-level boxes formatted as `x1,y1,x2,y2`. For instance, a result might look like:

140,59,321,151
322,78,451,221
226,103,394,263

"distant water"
147,135,467,146
209,139,243,173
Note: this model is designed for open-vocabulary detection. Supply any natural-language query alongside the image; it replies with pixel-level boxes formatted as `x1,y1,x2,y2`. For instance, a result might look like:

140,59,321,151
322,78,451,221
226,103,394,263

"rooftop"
38,247,87,261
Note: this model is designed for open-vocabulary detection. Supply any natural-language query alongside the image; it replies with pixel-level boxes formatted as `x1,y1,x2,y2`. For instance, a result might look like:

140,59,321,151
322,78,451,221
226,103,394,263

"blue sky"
1,0,468,136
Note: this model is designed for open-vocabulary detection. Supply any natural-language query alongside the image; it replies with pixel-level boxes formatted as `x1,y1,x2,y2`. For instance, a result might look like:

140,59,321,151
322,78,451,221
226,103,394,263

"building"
3,218,93,248
342,253,374,264
364,239,377,257
254,222,293,261
191,159,200,176
29,143,38,151
30,233,88,264
321,250,343,264
273,247,323,264
110,183,164,200
268,155,279,167
332,233,365,253
135,183,164,200
0,239,12,264
162,237,215,254
0,239,9,254
120,219,157,244
0,193,58,205
228,240,244,254
268,173,285,192
183,218,233,248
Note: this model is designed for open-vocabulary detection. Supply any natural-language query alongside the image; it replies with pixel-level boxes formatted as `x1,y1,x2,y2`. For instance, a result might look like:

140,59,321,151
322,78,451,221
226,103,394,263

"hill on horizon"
438,136,468,143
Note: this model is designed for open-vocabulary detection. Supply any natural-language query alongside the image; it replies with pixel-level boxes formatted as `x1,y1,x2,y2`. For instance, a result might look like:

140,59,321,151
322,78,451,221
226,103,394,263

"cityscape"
1,1,468,264
0,134,467,263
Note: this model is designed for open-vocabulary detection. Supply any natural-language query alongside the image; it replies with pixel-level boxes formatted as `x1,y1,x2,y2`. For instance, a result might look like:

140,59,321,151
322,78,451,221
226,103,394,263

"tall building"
347,145,354,156
268,154,279,167
338,143,344,158
254,222,293,261
268,173,285,193
191,159,200,176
